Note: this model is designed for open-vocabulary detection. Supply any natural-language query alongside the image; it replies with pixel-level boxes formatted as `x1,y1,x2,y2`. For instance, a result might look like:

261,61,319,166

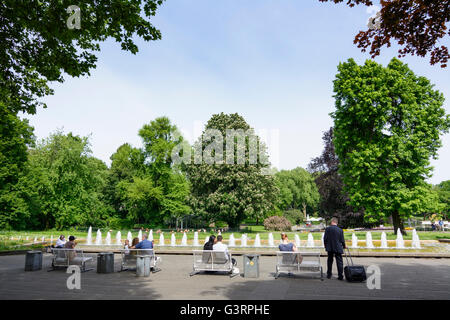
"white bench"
48,248,93,272
120,249,160,273
189,250,237,278
275,251,323,280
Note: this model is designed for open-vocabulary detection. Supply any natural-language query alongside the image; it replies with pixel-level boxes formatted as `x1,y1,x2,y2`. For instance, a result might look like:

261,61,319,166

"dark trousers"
327,251,343,278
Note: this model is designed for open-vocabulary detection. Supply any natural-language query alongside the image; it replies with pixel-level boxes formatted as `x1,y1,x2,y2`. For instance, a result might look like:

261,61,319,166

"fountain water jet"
306,233,315,247
105,231,111,245
149,230,153,241
321,233,325,247
380,232,388,249
294,234,301,247
193,232,199,246
241,234,247,247
351,233,358,248
204,236,209,244
254,234,261,247
171,233,176,246
159,233,165,246
181,232,188,246
366,231,374,248
268,233,274,247
138,230,142,242
86,226,92,245
95,229,102,245
228,234,235,247
396,229,405,248
127,231,132,244
116,231,122,245
411,229,421,249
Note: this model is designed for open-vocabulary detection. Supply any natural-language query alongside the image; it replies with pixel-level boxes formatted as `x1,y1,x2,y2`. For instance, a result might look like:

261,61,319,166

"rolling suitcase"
344,247,366,282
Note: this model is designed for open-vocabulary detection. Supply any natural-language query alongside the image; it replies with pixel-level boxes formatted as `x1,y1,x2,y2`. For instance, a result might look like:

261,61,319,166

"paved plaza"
0,253,449,300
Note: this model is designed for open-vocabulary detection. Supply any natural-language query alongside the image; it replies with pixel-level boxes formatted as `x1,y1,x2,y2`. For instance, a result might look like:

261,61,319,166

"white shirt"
213,242,229,254
55,238,66,247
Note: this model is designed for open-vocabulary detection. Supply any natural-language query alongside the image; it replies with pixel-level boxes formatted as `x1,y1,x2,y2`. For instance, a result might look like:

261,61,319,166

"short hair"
331,217,339,224
69,236,75,241
142,233,148,239
217,235,223,242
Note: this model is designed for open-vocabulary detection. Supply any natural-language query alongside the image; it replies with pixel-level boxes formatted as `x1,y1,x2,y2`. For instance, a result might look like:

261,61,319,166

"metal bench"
120,249,160,273
275,251,323,280
190,250,237,278
48,248,93,272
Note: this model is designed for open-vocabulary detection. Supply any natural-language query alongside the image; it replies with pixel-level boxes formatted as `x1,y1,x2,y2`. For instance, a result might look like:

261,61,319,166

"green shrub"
283,209,304,225
263,216,292,231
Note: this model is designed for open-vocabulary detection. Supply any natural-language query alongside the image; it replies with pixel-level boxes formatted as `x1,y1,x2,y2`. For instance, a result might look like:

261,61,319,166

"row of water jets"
85,227,422,249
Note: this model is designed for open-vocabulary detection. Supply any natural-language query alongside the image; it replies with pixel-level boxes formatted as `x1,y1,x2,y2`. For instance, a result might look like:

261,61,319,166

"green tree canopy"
185,113,278,227
0,0,165,115
274,167,320,219
331,57,450,234
115,117,191,226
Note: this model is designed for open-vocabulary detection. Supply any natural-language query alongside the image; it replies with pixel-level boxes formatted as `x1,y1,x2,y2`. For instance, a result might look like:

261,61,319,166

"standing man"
323,217,346,280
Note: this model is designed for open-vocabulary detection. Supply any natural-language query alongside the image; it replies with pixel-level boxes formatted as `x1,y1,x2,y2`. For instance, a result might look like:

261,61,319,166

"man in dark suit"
323,217,346,280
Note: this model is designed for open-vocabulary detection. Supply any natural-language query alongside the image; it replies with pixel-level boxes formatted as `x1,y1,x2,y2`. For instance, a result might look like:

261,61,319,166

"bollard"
97,252,114,273
136,255,150,277
243,254,260,278
25,251,42,271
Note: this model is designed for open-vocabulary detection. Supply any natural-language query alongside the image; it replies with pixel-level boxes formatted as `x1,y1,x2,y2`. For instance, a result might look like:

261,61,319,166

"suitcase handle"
345,247,354,266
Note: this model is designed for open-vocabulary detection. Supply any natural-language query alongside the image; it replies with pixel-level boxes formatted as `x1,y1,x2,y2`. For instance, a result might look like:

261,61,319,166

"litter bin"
136,255,150,277
243,254,260,278
97,252,114,273
25,250,42,271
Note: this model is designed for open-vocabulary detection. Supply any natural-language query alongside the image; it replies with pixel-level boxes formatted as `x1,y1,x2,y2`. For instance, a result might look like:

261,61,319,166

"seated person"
278,233,302,264
64,236,76,249
123,239,130,254
213,235,237,267
132,234,153,249
64,236,77,260
55,235,66,248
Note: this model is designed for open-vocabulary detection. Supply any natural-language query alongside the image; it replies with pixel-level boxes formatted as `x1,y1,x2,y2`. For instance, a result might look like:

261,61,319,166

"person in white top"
213,235,236,267
55,235,66,248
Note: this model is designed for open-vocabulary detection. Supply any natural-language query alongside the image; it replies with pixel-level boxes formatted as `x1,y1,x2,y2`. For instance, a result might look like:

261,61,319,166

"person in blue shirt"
278,233,302,264
132,234,153,249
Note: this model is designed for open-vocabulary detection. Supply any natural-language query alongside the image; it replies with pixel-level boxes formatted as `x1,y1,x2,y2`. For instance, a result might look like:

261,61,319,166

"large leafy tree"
308,127,367,228
0,0,165,115
1,131,112,230
434,180,450,218
0,102,35,229
331,57,450,234
185,113,278,227
319,0,450,67
117,117,191,225
274,167,320,219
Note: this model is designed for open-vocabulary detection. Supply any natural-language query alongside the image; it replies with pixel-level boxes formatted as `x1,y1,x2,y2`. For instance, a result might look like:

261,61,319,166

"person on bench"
213,235,237,267
278,233,302,264
131,233,161,269
55,235,66,248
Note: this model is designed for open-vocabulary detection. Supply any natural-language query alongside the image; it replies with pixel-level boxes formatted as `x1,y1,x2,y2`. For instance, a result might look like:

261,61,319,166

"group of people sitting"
54,235,77,249
203,234,238,272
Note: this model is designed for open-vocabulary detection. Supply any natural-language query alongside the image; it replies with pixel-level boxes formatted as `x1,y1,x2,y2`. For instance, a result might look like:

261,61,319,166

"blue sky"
26,0,450,184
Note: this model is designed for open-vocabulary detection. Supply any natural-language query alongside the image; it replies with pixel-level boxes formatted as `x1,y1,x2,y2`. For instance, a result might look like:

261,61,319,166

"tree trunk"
392,211,407,236
302,203,307,219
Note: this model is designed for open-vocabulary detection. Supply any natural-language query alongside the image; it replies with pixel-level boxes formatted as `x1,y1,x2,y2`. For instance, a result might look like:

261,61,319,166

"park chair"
275,251,323,280
120,249,160,273
48,248,93,272
190,250,237,278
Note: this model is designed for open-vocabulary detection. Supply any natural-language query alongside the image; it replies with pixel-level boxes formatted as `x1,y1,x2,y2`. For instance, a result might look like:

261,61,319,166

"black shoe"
327,275,332,279
337,277,344,281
